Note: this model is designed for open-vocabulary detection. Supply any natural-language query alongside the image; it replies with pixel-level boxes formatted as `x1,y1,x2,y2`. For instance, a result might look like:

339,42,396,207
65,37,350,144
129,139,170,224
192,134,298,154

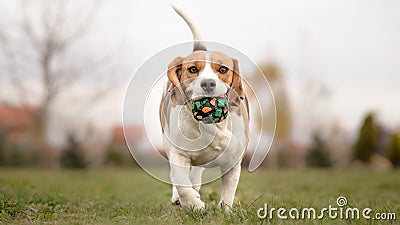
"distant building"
0,104,38,166
0,104,36,142
111,125,144,147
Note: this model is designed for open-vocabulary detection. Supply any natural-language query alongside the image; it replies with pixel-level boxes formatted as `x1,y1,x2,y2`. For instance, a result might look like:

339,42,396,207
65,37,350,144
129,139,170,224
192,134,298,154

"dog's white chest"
165,104,245,167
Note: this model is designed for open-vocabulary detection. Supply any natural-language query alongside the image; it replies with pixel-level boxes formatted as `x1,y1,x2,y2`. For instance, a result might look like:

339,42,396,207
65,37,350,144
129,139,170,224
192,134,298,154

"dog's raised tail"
170,4,207,52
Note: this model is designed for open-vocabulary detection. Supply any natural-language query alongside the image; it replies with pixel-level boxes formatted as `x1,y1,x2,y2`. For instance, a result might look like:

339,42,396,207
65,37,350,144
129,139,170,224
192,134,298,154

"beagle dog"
160,6,249,212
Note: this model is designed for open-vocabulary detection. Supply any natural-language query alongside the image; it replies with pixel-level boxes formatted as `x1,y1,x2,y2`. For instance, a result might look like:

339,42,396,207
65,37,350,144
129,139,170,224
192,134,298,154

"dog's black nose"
200,79,216,92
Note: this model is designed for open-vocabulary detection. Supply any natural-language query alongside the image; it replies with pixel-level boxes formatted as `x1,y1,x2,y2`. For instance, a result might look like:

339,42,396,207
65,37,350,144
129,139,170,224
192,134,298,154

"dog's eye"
218,66,228,74
188,66,198,74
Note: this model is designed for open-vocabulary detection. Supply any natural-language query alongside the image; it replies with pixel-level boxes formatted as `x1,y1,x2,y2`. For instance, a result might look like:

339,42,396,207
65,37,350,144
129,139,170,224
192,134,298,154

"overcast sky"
101,0,400,142
2,0,400,144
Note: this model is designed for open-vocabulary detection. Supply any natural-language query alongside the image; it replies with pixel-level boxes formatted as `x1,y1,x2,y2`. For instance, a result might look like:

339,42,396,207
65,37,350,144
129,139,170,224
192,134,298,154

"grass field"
0,168,399,224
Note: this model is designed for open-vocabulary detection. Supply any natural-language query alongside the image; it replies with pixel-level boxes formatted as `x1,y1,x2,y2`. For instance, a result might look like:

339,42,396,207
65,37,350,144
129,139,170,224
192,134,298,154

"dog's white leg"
219,162,241,212
171,185,180,205
169,152,205,211
190,166,204,192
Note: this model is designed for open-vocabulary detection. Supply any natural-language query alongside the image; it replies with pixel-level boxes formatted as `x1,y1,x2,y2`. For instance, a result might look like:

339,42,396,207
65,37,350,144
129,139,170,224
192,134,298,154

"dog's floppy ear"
167,56,186,105
230,58,245,100
167,56,183,92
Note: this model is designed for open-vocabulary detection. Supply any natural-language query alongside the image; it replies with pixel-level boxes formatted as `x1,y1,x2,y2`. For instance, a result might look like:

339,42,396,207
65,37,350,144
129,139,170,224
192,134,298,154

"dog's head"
167,51,245,105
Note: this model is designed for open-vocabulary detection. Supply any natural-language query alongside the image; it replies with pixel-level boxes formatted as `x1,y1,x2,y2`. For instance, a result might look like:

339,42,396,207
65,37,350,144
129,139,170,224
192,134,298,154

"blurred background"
0,0,399,170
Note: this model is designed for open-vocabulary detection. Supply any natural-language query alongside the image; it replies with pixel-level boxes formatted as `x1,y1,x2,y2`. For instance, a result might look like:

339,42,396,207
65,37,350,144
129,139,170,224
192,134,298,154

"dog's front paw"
219,201,232,213
180,196,205,211
171,194,180,206
172,199,180,206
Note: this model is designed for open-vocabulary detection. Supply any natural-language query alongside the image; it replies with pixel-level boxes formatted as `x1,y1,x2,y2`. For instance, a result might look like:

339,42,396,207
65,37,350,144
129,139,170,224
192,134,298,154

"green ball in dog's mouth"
191,96,229,124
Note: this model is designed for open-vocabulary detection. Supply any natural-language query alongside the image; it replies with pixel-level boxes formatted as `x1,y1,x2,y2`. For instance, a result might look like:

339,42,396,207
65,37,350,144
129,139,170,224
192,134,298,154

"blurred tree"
353,113,378,162
255,63,292,139
305,133,331,167
253,63,292,168
60,134,86,168
104,146,135,167
300,80,331,133
0,0,119,167
387,133,400,167
9,145,23,167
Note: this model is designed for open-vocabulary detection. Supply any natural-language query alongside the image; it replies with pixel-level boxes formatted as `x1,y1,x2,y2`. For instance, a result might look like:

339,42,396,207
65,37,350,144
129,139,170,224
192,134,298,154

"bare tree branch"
20,2,44,51
58,0,102,48
0,0,117,142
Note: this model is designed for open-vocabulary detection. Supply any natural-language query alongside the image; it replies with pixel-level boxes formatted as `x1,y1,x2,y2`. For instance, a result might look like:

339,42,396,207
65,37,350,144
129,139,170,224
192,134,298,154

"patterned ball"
191,96,229,124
